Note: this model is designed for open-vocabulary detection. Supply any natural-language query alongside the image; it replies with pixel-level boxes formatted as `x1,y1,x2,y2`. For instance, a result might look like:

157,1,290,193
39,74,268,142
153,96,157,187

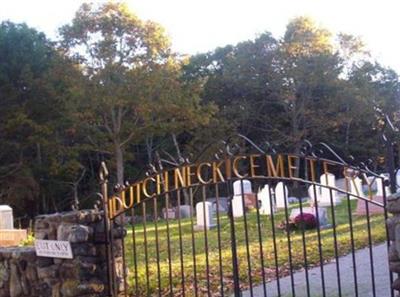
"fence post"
385,141,397,194
100,162,114,296
228,196,241,296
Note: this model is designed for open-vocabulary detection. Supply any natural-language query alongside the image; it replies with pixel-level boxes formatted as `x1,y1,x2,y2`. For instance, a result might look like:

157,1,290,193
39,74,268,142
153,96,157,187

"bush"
294,213,317,230
19,234,35,246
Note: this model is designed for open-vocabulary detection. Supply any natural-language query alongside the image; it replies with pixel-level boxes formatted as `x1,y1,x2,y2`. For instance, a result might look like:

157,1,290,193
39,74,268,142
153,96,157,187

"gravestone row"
195,171,391,229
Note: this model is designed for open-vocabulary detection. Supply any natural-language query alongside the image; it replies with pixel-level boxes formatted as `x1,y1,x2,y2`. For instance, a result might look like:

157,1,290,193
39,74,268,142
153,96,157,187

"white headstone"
232,196,244,217
0,205,13,230
258,185,274,215
349,177,364,200
376,174,391,196
275,182,289,209
376,177,384,196
233,180,252,196
232,180,252,217
320,173,341,206
196,202,216,230
396,170,400,193
308,185,321,204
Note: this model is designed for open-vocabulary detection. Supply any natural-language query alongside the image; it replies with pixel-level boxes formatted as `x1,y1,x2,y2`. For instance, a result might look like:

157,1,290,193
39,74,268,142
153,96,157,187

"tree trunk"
344,101,352,152
51,195,58,212
41,193,47,214
145,136,154,165
114,142,126,225
36,143,42,165
345,121,352,152
291,99,302,188
115,143,124,185
72,184,78,209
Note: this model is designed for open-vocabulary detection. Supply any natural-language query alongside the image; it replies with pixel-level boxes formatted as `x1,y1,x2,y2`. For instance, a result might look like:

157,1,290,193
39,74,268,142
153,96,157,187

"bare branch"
161,149,179,165
0,163,23,180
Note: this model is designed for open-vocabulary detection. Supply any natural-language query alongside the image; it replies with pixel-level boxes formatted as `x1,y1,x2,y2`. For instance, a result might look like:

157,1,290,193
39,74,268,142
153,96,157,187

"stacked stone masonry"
387,192,400,293
0,210,124,297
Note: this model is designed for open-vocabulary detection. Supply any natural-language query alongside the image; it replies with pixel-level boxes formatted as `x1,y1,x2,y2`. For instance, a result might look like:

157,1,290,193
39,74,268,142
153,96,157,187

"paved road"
242,243,392,297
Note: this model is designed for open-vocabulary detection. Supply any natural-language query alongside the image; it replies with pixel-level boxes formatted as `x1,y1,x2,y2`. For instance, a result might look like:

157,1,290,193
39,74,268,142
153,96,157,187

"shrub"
19,234,35,246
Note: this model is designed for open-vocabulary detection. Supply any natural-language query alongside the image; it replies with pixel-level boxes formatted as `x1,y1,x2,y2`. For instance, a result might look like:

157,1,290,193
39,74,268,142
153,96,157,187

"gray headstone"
176,205,192,218
207,197,229,213
162,208,176,220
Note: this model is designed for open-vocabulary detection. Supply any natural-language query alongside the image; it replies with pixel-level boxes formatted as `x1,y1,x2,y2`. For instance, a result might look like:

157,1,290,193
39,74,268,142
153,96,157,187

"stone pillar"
387,192,400,293
0,209,125,297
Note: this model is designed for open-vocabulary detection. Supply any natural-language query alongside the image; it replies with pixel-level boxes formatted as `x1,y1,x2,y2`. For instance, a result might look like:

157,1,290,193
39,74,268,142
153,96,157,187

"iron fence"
100,140,394,297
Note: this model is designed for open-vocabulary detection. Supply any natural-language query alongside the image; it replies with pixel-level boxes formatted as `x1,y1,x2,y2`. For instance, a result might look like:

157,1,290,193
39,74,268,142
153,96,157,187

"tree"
60,2,214,185
59,2,175,185
343,62,400,159
184,16,398,163
0,21,83,216
184,32,284,148
276,17,342,149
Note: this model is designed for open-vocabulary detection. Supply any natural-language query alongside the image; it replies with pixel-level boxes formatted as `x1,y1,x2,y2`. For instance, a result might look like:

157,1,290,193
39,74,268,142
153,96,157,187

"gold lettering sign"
307,158,317,182
106,153,366,219
174,167,186,189
265,155,285,177
212,161,225,183
250,154,261,177
287,155,300,179
143,177,156,198
186,164,197,186
109,196,123,219
197,163,212,184
233,156,248,178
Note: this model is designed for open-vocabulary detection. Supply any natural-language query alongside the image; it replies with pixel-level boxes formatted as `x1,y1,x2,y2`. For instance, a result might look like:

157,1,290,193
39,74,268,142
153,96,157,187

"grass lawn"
123,199,387,296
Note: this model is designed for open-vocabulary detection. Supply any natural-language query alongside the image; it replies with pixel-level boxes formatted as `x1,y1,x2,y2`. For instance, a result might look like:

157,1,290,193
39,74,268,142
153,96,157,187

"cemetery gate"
100,140,394,297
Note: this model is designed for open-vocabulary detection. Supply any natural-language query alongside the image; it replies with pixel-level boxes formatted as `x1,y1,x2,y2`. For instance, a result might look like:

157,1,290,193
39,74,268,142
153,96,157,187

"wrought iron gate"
100,140,394,297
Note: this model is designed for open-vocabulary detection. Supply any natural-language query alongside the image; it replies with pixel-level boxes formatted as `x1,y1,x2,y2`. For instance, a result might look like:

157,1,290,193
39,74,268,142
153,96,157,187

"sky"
1,0,400,72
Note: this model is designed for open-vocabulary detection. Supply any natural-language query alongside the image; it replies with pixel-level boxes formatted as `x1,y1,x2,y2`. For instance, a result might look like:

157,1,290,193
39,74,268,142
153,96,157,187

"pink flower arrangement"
293,213,317,230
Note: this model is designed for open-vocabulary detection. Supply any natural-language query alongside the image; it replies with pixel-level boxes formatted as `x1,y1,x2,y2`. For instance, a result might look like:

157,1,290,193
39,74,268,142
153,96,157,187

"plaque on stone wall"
35,240,73,259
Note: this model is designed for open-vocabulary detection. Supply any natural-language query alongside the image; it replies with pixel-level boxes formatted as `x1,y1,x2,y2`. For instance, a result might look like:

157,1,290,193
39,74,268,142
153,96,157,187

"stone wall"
387,192,400,293
0,210,124,297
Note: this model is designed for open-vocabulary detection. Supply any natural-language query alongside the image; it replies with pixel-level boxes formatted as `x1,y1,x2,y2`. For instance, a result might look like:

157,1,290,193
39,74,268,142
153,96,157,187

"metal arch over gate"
100,139,394,297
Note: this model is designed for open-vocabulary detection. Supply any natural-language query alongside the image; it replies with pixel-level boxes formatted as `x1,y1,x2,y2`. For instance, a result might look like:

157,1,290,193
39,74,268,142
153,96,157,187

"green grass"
123,200,387,296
